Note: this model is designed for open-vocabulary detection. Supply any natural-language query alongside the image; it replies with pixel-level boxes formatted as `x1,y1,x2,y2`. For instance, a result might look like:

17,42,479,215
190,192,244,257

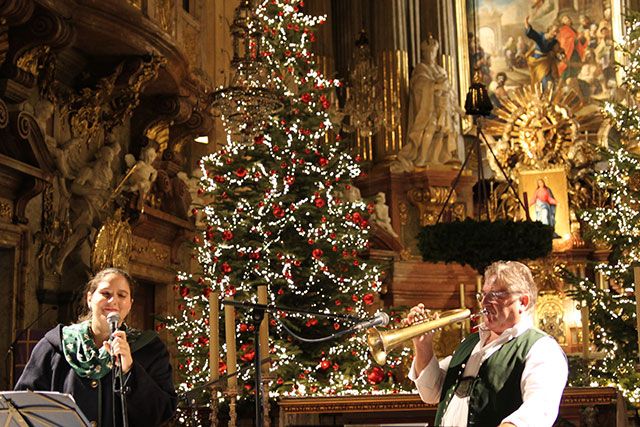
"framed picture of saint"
463,0,623,108
518,168,570,241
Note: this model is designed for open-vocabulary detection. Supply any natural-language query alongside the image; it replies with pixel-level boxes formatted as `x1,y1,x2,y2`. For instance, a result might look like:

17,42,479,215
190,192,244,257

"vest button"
90,380,98,388
90,422,98,427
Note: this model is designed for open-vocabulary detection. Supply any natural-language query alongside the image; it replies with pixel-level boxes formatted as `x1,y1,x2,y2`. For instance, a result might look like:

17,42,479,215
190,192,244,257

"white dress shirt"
409,315,568,427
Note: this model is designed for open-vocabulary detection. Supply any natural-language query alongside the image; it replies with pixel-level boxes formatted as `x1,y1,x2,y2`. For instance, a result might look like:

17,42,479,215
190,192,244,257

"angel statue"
54,142,120,274
123,145,158,210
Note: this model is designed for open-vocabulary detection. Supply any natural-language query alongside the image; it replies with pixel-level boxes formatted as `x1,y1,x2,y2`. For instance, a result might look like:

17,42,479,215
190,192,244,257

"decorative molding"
132,235,170,264
156,0,175,35
0,4,75,101
279,387,618,425
0,200,12,220
0,0,35,67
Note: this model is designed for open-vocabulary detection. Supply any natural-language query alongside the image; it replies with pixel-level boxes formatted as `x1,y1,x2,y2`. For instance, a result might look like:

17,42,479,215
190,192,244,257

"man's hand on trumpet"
404,303,439,375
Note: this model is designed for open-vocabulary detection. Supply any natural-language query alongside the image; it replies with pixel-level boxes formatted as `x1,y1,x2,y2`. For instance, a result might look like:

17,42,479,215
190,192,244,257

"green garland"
417,219,554,273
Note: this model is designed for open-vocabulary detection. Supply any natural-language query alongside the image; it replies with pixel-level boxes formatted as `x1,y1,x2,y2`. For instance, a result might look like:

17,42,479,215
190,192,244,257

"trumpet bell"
366,308,472,365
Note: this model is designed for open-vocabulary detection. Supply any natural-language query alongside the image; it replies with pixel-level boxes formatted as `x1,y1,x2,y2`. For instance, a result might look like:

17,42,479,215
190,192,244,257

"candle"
224,296,237,391
476,275,482,294
209,290,220,383
257,285,269,375
634,267,640,365
459,283,465,308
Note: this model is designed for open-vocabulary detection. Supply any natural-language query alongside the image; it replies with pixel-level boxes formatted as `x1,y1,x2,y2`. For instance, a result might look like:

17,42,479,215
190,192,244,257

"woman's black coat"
15,325,177,426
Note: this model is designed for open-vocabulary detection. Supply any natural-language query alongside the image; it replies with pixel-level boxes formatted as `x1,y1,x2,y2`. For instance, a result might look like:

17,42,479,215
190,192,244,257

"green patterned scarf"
62,320,144,379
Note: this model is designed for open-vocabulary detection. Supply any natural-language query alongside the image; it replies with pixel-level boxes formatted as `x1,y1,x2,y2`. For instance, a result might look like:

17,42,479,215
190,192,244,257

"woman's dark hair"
77,268,136,322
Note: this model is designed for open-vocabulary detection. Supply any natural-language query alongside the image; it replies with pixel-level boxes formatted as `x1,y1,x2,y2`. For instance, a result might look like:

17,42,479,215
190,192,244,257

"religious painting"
518,168,571,242
464,0,622,108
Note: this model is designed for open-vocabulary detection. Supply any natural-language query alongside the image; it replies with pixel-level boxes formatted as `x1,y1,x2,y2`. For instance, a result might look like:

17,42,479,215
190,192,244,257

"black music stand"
0,391,91,426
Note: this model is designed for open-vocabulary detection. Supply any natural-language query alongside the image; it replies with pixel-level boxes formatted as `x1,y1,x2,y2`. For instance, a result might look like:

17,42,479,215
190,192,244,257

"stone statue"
391,36,462,173
342,184,362,203
370,192,399,238
54,142,120,274
123,145,158,210
177,168,206,225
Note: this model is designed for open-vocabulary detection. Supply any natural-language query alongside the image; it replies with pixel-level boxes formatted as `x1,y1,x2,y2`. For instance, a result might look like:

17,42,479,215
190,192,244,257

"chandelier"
210,0,283,138
341,30,389,138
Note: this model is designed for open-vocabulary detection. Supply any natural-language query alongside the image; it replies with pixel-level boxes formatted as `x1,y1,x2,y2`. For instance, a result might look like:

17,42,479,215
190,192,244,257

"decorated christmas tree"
566,11,640,406
160,0,412,421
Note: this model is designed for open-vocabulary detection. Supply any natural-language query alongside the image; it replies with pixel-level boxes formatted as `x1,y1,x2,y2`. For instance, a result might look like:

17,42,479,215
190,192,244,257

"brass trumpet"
366,308,485,365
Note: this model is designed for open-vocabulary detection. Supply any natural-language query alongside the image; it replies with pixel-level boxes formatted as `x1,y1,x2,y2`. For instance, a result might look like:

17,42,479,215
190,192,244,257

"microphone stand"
113,356,128,427
221,300,365,427
109,324,128,427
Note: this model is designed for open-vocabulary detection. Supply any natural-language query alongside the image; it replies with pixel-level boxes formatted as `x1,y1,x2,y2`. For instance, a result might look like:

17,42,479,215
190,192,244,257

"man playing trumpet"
407,261,568,426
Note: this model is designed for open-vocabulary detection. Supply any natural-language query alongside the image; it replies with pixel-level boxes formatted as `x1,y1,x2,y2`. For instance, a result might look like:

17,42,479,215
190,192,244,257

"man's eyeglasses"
475,291,520,303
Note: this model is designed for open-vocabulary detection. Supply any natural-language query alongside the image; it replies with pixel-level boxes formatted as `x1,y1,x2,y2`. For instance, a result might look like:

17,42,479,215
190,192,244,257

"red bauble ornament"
222,230,233,241
221,262,232,273
273,205,285,218
319,157,328,167
320,359,331,370
312,248,323,259
300,93,312,103
180,286,189,297
367,366,385,384
363,293,375,305
314,197,325,208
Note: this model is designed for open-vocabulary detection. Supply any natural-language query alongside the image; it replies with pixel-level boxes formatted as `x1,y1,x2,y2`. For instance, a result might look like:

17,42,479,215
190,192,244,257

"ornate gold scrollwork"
157,0,175,34
91,209,132,273
407,186,461,226
535,292,566,345
483,84,602,213
487,181,520,221
59,55,165,141
0,201,12,220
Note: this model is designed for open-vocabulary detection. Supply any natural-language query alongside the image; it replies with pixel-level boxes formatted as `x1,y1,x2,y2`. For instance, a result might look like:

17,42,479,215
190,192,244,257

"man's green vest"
434,328,546,426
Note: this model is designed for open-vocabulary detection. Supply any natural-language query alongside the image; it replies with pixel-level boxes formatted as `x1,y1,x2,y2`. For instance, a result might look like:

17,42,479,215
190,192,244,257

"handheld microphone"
354,312,390,331
107,312,120,337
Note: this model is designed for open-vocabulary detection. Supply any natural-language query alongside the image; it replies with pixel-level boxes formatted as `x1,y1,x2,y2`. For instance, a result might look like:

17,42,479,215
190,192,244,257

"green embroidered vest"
434,328,545,426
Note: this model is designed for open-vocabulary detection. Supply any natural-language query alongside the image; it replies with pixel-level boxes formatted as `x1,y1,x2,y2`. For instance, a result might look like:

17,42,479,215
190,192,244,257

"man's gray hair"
484,261,537,311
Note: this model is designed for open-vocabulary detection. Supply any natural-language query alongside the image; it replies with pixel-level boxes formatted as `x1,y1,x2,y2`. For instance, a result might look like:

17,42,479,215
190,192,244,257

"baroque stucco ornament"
482,84,604,218
483,84,601,180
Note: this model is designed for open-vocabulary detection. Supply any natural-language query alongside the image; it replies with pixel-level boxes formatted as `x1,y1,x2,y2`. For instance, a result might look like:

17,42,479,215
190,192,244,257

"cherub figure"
370,192,399,238
123,145,158,210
